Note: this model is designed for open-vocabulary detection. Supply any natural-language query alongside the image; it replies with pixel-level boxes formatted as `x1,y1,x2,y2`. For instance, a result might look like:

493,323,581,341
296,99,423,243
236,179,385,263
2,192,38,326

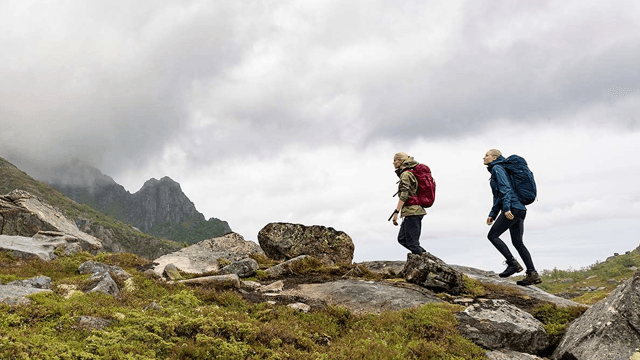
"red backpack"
404,164,436,208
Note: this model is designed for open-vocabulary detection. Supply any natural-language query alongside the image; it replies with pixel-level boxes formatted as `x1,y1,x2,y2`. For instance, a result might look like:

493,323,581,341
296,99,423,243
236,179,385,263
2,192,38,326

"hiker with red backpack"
390,152,436,255
484,149,541,286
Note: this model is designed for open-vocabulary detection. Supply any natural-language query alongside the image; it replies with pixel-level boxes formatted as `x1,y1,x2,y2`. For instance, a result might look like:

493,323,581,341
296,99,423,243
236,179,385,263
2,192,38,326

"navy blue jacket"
487,155,526,218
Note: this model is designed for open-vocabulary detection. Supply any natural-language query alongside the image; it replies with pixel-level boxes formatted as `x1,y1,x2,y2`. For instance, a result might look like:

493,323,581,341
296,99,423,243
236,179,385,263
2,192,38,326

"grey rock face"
457,299,549,354
0,275,54,305
218,258,259,277
152,232,264,276
400,252,465,294
163,263,183,281
78,261,131,297
264,255,309,278
7,276,52,289
79,261,131,282
0,285,52,305
85,272,120,297
552,271,640,360
0,190,102,253
258,222,354,266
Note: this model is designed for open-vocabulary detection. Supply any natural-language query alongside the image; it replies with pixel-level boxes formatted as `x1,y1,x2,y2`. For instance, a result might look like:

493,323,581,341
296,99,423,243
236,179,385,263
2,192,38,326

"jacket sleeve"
489,180,500,219
490,165,517,216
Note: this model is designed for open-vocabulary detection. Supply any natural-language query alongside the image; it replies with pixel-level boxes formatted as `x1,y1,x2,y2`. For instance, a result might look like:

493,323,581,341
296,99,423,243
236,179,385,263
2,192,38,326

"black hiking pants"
398,215,425,255
487,208,535,271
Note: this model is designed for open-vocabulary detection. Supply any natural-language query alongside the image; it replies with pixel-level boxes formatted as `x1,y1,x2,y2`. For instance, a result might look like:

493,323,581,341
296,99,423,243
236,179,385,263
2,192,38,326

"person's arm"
392,199,405,226
392,171,414,225
492,166,516,220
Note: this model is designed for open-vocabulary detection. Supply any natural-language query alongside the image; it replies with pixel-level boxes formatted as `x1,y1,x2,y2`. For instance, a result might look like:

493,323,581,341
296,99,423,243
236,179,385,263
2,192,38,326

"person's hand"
392,213,399,226
486,217,493,226
505,211,514,220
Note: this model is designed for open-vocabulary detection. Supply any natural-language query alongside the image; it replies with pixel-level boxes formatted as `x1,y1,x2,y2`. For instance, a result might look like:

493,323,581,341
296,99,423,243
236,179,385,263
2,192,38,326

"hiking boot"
516,270,542,286
499,258,523,278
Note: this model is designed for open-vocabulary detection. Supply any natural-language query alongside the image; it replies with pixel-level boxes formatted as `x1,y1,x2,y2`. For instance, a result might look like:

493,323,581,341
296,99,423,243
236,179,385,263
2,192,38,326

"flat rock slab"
280,279,442,314
0,285,52,305
0,235,63,261
451,264,585,309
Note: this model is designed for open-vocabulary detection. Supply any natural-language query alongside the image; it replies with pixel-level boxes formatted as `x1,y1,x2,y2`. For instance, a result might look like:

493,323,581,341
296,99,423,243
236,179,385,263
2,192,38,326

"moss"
461,276,487,298
531,304,587,346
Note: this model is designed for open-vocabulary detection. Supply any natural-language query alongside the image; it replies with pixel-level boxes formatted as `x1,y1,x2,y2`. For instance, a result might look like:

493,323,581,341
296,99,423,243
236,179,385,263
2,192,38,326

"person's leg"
488,212,523,277
487,212,515,260
508,209,535,271
398,215,424,254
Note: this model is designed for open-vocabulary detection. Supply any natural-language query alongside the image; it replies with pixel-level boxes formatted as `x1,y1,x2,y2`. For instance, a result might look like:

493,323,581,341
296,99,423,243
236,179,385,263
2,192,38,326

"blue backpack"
501,155,537,205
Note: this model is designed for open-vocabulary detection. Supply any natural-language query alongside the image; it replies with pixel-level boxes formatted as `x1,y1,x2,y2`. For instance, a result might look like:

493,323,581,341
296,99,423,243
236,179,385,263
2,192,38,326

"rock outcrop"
400,252,465,294
0,190,102,254
151,232,264,276
78,260,132,297
552,270,640,360
456,299,549,354
258,222,354,266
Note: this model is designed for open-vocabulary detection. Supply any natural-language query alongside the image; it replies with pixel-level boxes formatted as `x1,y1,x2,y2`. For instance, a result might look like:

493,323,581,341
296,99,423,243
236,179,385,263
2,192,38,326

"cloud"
2,0,639,174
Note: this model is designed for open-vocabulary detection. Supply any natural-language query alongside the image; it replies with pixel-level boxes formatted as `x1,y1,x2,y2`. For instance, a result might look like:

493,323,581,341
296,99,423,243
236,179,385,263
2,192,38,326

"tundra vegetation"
536,249,640,305
1,251,491,359
1,250,598,359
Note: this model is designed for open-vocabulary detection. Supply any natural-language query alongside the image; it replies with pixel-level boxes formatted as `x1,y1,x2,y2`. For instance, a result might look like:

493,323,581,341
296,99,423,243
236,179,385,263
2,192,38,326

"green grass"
0,251,488,359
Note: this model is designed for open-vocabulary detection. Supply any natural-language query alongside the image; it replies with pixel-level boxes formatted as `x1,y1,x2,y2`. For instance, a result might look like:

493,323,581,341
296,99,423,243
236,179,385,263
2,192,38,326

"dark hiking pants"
487,208,535,271
398,215,424,255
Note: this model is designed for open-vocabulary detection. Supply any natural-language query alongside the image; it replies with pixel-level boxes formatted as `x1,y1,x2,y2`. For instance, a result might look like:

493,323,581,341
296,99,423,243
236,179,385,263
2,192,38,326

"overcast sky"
2,1,639,273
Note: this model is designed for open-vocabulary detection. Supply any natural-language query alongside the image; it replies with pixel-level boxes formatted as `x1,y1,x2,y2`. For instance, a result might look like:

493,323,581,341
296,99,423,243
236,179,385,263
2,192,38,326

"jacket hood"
395,157,419,176
487,155,506,172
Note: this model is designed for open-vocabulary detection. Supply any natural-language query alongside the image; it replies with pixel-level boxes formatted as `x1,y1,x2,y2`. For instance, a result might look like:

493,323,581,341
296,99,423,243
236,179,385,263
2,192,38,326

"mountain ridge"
40,160,231,244
0,156,182,259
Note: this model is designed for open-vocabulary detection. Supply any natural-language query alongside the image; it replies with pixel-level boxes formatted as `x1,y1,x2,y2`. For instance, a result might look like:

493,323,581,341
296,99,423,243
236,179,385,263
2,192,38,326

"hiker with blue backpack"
390,152,436,256
484,149,541,286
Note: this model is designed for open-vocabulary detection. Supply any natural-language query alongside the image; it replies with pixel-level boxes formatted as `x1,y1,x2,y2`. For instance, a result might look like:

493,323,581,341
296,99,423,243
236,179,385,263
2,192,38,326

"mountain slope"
0,157,182,259
43,160,231,244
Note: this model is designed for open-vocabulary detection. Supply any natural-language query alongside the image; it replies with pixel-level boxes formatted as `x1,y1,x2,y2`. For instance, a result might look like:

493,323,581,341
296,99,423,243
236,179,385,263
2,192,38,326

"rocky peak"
32,161,231,244
128,176,204,231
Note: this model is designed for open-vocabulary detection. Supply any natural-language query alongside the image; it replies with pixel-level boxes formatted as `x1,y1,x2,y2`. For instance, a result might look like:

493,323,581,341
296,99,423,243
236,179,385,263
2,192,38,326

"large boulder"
257,222,354,266
0,190,102,253
151,232,264,276
456,299,549,354
78,261,132,297
552,271,640,360
399,252,465,294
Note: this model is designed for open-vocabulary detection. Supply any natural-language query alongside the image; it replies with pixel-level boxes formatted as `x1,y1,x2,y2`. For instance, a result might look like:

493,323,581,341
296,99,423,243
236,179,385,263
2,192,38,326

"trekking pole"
388,209,399,221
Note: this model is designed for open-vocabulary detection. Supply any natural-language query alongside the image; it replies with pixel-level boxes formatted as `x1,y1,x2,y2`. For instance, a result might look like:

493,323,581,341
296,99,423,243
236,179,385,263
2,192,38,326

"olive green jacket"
395,158,427,217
